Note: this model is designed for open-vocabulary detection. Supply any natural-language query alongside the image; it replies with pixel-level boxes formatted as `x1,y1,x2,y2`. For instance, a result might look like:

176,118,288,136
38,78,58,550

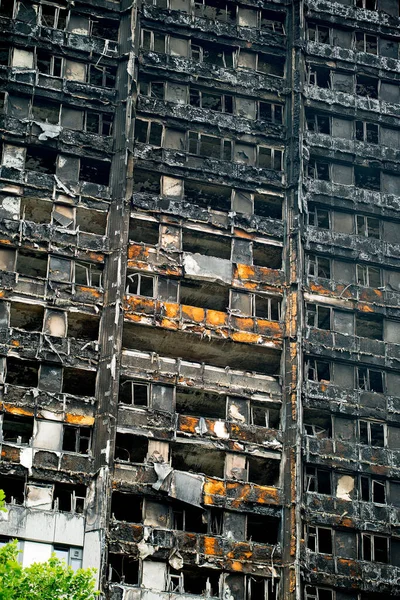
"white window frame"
358,419,386,447
257,146,283,170
139,79,165,99
355,214,380,239
357,366,384,392
190,88,234,114
194,0,236,23
306,525,333,554
84,110,113,136
304,423,329,437
258,10,285,34
307,205,330,228
135,119,164,146
356,263,381,287
253,294,281,321
74,261,103,288
120,379,150,407
62,425,91,455
304,586,333,600
246,575,279,600
360,475,387,504
141,29,167,53
361,532,389,562
187,131,232,160
36,51,64,77
307,23,330,44
126,272,157,297
356,0,377,10
355,120,379,143
355,31,378,54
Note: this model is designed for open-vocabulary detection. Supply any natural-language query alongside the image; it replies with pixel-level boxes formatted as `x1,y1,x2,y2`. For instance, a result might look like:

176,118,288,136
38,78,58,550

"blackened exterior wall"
0,1,400,599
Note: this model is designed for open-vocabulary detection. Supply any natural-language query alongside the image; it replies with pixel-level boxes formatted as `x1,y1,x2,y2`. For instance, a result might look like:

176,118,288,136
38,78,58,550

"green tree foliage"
0,490,6,512
0,540,99,600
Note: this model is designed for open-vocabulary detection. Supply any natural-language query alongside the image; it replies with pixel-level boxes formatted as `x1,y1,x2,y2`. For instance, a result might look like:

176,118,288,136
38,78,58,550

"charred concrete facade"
1,0,400,599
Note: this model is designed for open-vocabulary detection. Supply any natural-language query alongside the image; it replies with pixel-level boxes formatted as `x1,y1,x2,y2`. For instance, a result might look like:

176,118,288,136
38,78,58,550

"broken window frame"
108,553,140,585
361,532,389,563
357,366,384,393
306,111,331,135
194,0,236,23
355,74,379,99
355,120,379,144
135,119,163,146
74,261,103,288
36,50,63,78
356,0,377,9
305,466,332,495
258,9,285,34
355,215,381,239
189,88,234,114
62,425,92,455
170,504,208,533
360,475,387,504
356,263,381,288
306,525,333,554
0,413,34,445
306,359,331,383
190,43,203,61
84,111,113,136
250,405,280,429
229,290,281,321
307,160,330,181
359,420,386,447
188,131,232,160
119,380,150,408
307,66,331,88
167,571,184,594
88,63,116,88
207,508,223,535
52,204,76,230
306,304,331,330
355,32,378,55
126,272,156,298
255,53,285,77
257,101,284,124
307,23,331,44
0,0,15,18
304,423,330,438
191,41,235,68
138,78,165,100
31,97,61,125
245,575,279,600
53,482,87,514
307,205,330,228
253,294,281,321
304,586,333,600
87,15,119,44
0,90,5,112
141,29,167,53
39,3,69,29
257,146,283,170
307,254,331,279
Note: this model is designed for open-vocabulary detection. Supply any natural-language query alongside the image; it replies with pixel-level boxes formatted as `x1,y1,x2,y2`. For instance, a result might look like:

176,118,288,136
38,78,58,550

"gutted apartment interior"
1,0,400,599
